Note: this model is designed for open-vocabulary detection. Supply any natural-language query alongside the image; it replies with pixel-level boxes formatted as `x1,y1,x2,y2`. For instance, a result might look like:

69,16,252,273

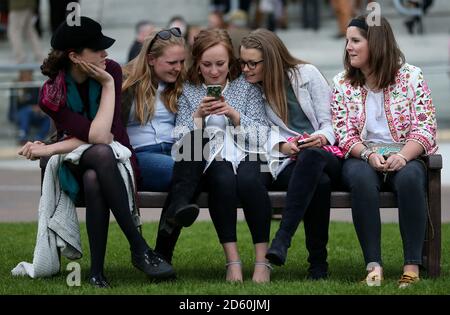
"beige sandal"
225,261,243,283
252,262,273,284
398,271,419,288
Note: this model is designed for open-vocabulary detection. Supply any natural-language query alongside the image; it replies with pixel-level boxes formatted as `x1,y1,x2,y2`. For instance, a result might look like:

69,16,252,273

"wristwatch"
360,147,374,163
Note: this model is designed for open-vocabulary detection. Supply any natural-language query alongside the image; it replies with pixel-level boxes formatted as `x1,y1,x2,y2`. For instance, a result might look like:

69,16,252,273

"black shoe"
131,248,176,280
265,232,290,266
306,265,328,281
89,274,111,288
168,204,199,228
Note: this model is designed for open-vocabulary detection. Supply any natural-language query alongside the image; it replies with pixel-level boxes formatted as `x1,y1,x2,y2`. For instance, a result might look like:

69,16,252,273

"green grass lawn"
1,221,449,295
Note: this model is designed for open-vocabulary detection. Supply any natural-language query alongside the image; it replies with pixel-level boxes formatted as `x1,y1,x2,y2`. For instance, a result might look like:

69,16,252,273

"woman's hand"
78,61,113,86
279,141,300,156
209,98,238,119
297,133,327,149
18,141,52,160
368,153,386,172
194,96,217,119
384,154,407,172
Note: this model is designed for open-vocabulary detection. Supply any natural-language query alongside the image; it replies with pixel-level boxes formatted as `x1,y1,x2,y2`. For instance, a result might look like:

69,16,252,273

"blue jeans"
17,106,51,142
341,158,427,266
135,142,174,192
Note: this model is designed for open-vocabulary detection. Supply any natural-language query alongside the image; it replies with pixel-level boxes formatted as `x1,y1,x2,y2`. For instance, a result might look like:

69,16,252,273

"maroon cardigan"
40,59,140,181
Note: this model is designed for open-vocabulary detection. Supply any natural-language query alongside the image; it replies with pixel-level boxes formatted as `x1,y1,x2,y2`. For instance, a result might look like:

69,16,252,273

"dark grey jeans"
341,158,427,266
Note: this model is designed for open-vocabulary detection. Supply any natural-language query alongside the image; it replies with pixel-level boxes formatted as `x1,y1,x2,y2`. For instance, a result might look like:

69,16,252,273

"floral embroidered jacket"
331,63,437,158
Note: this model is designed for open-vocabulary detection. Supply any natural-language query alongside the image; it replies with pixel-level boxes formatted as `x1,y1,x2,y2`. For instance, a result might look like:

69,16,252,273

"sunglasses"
238,59,264,70
148,27,182,51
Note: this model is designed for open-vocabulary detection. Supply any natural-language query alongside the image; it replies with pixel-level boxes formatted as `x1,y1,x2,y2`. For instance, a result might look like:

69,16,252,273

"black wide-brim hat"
51,16,115,51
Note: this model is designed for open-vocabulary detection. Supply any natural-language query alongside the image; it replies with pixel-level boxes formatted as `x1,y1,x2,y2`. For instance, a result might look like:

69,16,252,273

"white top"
127,82,176,149
365,88,393,144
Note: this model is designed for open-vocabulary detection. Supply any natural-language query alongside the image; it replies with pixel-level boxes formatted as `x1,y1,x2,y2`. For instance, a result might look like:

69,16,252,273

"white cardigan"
265,64,335,178
12,142,139,278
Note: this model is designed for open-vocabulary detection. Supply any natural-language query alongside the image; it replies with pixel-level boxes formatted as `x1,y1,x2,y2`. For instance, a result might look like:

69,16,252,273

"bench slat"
137,191,398,209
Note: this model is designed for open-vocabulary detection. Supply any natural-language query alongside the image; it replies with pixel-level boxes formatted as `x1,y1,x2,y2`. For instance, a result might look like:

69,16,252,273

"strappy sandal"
254,261,273,271
398,271,419,288
253,262,273,284
225,261,243,283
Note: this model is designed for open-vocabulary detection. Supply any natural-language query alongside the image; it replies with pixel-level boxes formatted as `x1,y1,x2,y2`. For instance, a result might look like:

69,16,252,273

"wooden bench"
40,154,443,278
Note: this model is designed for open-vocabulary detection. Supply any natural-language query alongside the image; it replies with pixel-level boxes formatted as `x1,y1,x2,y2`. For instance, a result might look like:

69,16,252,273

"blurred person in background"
127,20,155,62
9,70,50,145
7,0,45,63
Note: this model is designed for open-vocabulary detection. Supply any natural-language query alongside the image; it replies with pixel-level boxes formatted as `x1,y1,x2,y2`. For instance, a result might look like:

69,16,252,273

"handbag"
364,142,404,158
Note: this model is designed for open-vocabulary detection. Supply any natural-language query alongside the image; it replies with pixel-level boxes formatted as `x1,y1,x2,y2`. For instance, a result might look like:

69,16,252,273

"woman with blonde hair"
239,29,342,280
122,27,186,192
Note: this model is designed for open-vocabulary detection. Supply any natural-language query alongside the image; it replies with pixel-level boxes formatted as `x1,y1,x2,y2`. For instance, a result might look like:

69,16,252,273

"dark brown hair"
344,15,405,89
40,48,83,80
187,28,240,85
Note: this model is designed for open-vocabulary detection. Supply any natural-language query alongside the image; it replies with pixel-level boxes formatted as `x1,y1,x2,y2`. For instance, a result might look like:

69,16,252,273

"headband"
348,19,369,31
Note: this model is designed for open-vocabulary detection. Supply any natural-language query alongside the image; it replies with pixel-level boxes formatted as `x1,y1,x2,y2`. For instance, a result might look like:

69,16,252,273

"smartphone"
297,137,310,145
206,85,222,100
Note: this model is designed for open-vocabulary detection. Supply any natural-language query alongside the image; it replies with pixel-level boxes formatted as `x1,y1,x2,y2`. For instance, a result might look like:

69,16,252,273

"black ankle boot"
266,230,291,266
307,263,328,280
160,130,207,233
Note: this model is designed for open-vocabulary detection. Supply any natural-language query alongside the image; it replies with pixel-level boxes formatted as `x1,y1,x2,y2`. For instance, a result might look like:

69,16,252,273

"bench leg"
423,170,441,278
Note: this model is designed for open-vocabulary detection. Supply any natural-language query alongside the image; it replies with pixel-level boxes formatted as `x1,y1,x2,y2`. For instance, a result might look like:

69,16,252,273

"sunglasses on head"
148,27,182,51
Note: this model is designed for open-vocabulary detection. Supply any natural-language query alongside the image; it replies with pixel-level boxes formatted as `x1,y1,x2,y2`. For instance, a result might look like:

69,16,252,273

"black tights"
67,144,148,276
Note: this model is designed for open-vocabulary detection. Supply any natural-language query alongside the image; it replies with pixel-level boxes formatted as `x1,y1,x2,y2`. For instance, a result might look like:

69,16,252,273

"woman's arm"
406,67,437,154
18,137,86,161
303,65,335,145
78,61,115,144
175,92,197,138
330,73,363,157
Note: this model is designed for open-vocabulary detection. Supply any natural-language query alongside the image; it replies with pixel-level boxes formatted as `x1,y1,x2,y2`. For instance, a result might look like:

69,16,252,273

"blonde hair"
240,29,307,123
122,30,186,124
187,28,240,85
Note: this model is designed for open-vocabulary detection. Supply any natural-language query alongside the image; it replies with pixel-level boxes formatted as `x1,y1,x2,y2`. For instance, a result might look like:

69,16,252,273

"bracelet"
360,147,374,162
396,153,409,163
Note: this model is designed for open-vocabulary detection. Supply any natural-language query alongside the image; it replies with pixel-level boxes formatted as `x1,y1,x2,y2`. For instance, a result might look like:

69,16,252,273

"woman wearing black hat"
18,16,175,287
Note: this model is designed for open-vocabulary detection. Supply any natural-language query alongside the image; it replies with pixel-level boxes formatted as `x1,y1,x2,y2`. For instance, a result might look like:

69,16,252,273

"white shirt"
127,82,176,149
365,88,393,144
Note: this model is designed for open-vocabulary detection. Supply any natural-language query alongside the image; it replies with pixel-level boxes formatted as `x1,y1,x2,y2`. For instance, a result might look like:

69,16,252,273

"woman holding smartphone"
239,29,342,280
155,28,272,283
18,17,174,287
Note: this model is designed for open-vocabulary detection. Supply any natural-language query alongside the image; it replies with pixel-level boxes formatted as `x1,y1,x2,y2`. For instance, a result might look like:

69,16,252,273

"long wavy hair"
187,28,240,85
122,30,186,124
240,29,308,124
40,48,83,80
344,15,405,89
